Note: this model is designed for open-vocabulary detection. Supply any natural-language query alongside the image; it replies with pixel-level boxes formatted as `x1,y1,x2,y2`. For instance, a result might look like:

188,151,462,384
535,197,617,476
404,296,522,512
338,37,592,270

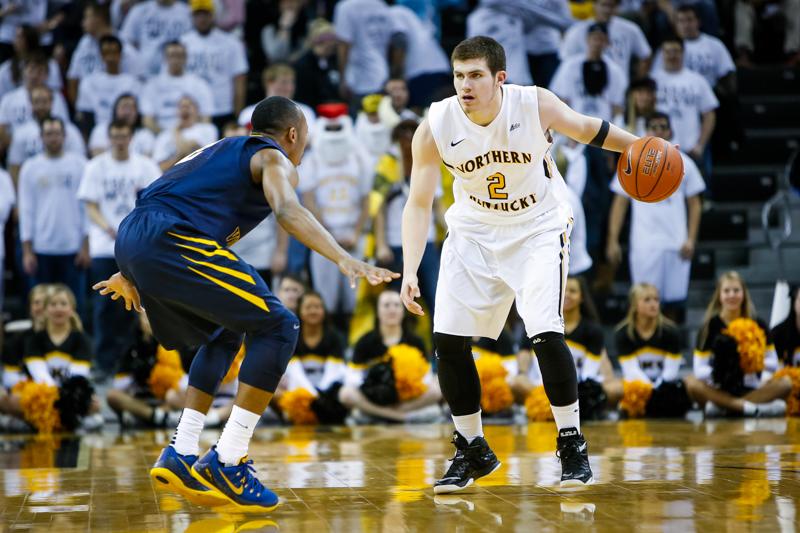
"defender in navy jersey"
94,96,397,512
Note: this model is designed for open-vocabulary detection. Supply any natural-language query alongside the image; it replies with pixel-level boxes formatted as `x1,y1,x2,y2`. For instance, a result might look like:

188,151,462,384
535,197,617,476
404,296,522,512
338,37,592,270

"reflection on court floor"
1,419,799,532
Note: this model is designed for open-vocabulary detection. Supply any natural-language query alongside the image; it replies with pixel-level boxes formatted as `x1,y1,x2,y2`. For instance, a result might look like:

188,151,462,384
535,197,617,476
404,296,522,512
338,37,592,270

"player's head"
251,95,309,166
451,36,507,112
564,276,599,321
660,34,685,71
645,111,672,141
675,5,701,40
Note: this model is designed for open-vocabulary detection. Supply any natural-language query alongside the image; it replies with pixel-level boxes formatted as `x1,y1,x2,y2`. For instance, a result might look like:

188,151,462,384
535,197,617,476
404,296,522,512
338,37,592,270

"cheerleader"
692,272,790,417
338,290,441,422
772,286,800,367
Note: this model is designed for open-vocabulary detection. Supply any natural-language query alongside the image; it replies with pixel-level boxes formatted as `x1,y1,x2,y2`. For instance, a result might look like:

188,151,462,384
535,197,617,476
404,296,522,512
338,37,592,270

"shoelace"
556,441,581,465
235,459,265,498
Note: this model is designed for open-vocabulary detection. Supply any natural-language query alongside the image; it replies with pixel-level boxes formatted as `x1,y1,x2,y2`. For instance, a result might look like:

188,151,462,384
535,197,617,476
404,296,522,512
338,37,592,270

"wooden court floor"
1,419,799,532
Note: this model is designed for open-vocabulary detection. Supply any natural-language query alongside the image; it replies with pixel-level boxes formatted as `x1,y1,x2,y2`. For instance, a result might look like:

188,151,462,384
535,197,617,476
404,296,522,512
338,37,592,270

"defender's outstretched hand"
338,257,400,288
400,275,424,316
92,272,143,312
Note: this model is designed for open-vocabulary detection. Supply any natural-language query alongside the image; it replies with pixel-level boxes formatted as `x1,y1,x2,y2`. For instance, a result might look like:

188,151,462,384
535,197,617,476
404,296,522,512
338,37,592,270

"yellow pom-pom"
474,353,508,384
620,380,653,418
773,367,800,416
148,346,185,399
12,380,61,433
389,344,430,402
723,318,766,374
525,385,554,422
278,388,318,425
474,353,513,414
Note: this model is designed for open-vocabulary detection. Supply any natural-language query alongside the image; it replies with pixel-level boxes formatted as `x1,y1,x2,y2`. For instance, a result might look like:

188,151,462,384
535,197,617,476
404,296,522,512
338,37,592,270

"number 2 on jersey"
486,172,508,200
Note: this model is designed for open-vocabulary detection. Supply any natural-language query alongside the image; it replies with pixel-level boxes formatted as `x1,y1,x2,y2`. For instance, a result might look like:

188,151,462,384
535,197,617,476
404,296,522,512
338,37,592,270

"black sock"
532,331,578,407
434,333,481,416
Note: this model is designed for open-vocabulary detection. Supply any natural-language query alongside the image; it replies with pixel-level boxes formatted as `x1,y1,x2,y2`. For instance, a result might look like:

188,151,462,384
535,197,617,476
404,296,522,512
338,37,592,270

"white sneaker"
755,399,786,418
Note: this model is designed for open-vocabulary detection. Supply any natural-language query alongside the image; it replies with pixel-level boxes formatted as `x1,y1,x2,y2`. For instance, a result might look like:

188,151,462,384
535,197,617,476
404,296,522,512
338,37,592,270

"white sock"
452,411,483,443
743,401,757,416
170,408,205,457
551,401,581,433
216,405,260,466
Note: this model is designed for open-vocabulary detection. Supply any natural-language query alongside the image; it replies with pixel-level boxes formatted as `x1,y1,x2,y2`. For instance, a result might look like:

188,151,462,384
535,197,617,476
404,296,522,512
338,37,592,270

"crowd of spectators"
0,0,798,433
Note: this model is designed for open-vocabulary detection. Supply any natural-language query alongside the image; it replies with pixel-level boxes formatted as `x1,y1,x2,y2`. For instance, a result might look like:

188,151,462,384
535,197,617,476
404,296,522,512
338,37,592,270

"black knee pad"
530,331,565,346
531,331,578,407
433,333,472,362
187,328,245,396
239,307,300,392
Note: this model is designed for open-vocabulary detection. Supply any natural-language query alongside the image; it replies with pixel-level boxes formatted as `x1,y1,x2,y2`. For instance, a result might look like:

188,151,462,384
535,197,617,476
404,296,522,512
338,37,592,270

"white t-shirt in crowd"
524,0,574,55
334,0,401,95
120,0,192,75
651,67,718,150
89,123,156,157
652,33,735,87
181,28,248,117
231,217,277,271
18,152,88,255
467,6,532,86
0,0,47,44
8,119,86,167
0,168,13,263
0,58,62,100
141,72,215,128
550,56,626,122
384,177,440,247
560,16,651,81
66,34,141,81
298,146,373,239
77,152,161,258
611,151,705,251
0,86,70,133
153,123,219,164
390,5,449,79
76,71,141,124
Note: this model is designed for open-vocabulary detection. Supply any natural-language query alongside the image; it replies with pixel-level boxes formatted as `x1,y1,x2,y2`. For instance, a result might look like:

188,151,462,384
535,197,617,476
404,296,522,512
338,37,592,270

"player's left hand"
92,272,143,312
338,257,399,288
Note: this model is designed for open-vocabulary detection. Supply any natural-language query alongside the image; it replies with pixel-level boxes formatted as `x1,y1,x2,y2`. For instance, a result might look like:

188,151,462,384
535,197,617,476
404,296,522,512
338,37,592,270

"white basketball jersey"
427,84,569,228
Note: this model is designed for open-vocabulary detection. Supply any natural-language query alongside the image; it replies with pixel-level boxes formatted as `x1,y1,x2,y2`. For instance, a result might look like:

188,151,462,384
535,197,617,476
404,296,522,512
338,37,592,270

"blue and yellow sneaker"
150,446,229,507
190,447,280,513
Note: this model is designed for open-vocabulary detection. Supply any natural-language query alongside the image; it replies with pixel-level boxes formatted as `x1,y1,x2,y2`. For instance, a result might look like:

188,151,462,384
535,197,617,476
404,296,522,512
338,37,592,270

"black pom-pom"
359,362,399,406
646,380,692,418
711,334,747,396
311,382,349,424
56,376,95,431
578,379,608,420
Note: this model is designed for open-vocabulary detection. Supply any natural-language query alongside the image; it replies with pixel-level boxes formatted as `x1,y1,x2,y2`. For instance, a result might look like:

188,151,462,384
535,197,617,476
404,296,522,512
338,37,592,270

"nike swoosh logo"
218,468,244,495
624,148,632,174
293,324,300,329
450,139,465,147
176,456,193,474
579,443,587,452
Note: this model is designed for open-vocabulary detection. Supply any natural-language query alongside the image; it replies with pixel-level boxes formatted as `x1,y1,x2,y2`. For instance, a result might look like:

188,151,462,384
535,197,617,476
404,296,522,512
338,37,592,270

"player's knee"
239,307,300,392
530,331,565,346
433,333,472,362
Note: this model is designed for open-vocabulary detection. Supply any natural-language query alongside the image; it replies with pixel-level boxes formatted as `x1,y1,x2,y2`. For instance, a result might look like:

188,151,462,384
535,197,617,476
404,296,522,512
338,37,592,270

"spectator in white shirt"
333,0,404,110
0,0,63,58
0,25,61,101
141,40,214,132
607,112,705,323
8,85,86,184
377,78,419,129
550,23,627,123
76,35,141,135
261,0,310,64
181,0,248,131
560,0,652,82
18,117,90,311
78,120,161,375
120,0,192,76
67,2,140,106
292,19,342,112
89,93,156,158
0,168,13,313
0,51,69,148
237,63,315,135
651,34,718,176
153,94,219,170
467,0,532,86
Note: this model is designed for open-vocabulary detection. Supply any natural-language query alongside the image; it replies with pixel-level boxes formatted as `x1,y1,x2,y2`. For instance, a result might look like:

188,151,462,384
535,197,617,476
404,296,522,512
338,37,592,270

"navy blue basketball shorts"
115,208,291,350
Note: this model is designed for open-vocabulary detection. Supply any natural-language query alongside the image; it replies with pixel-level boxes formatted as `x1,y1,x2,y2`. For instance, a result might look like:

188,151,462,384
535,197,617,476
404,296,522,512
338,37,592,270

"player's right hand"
338,257,399,288
400,275,424,316
92,272,143,312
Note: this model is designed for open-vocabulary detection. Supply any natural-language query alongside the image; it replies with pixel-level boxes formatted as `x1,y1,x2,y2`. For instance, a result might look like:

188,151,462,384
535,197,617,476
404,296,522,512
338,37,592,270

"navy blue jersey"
136,136,285,246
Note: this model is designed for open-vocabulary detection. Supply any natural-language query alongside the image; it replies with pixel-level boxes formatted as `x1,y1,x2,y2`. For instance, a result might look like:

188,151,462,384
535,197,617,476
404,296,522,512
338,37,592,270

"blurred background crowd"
0,0,799,433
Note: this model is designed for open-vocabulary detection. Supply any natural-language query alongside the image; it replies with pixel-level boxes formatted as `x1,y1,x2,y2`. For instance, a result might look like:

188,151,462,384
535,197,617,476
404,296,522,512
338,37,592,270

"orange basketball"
617,136,684,203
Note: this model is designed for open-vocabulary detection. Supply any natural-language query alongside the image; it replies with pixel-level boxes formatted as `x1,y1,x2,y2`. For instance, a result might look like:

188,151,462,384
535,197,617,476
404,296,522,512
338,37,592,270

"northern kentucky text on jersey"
449,149,534,174
468,193,538,212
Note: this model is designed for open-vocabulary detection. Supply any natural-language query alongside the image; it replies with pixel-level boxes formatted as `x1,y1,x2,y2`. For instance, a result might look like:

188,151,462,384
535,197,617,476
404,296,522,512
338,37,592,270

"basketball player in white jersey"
401,36,648,492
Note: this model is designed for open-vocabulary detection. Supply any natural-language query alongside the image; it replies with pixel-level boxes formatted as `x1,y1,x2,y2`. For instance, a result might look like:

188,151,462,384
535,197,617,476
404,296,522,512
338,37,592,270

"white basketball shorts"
433,204,573,340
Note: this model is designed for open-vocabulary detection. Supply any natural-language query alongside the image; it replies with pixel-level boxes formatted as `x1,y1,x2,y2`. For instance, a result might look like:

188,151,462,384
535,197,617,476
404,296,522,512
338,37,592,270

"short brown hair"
451,36,506,75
